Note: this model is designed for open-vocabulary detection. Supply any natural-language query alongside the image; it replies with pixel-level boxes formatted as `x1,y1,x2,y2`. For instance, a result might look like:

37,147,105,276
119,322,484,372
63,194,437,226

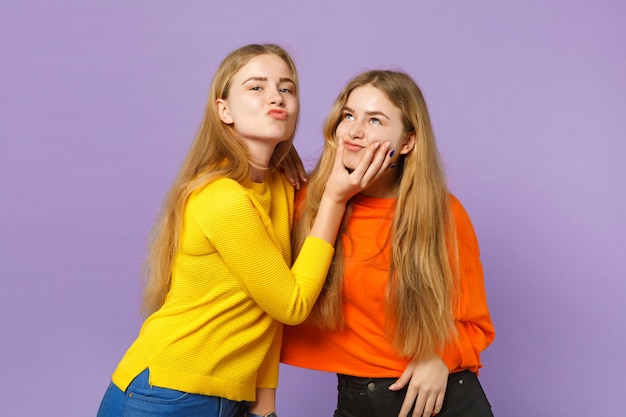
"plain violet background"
1,1,625,416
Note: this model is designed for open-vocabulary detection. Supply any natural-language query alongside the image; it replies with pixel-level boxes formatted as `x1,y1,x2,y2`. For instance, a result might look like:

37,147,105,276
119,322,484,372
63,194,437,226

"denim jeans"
334,370,493,417
97,369,246,417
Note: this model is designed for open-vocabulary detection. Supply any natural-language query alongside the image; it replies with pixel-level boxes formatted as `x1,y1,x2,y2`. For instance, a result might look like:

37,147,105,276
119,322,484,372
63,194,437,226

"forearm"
308,193,347,245
249,388,275,415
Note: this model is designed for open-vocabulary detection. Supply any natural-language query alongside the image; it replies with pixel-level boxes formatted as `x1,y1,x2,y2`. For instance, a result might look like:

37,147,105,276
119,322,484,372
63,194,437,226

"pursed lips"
343,140,364,151
268,109,287,120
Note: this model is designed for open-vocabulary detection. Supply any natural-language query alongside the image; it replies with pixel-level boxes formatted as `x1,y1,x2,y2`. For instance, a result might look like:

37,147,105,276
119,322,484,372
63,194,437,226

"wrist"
320,189,350,206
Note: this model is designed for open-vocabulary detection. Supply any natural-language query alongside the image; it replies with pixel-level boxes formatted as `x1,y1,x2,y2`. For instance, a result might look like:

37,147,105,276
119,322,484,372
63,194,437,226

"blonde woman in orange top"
282,70,495,417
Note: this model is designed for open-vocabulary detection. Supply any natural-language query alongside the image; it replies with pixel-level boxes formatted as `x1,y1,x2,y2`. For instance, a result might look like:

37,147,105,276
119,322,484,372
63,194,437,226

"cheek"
335,123,349,138
341,148,360,169
287,97,299,113
287,118,297,132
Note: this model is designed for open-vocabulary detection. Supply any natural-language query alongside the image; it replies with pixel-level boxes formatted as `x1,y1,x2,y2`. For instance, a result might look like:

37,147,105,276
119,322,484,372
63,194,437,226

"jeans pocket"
127,369,190,404
129,385,190,404
441,371,493,417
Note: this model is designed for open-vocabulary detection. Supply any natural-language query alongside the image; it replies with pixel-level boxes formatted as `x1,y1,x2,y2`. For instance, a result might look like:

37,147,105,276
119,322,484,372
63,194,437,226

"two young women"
97,42,495,417
97,44,392,417
281,70,495,417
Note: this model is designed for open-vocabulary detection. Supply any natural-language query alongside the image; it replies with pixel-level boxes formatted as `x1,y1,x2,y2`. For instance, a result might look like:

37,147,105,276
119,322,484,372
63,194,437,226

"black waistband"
337,369,475,389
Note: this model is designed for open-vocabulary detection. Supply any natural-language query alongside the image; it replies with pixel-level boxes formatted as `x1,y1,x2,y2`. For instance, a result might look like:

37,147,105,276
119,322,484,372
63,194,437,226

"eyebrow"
241,76,295,85
342,106,391,120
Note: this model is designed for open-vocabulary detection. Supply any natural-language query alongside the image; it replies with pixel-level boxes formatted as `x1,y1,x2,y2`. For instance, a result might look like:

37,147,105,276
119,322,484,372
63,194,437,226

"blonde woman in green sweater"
97,44,392,417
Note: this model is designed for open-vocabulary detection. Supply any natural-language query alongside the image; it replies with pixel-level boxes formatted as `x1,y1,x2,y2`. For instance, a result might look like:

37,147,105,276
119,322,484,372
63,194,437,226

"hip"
335,370,493,417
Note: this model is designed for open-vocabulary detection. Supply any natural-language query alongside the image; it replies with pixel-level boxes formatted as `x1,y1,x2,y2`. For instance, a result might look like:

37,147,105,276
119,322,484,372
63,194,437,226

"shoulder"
295,183,308,205
448,194,480,256
449,194,471,226
189,178,250,212
192,177,244,198
293,183,308,220
268,169,292,193
202,177,244,193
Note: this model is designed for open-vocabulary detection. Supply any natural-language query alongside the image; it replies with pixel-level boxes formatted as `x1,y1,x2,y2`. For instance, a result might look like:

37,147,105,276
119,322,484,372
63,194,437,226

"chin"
342,157,358,172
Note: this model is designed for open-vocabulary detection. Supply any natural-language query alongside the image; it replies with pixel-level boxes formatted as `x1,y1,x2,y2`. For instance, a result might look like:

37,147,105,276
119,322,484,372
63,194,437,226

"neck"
241,140,277,183
360,170,399,198
250,163,270,183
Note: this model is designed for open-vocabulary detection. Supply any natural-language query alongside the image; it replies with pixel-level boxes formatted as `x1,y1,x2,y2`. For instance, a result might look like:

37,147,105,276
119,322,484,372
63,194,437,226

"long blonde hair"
141,44,300,316
293,70,457,359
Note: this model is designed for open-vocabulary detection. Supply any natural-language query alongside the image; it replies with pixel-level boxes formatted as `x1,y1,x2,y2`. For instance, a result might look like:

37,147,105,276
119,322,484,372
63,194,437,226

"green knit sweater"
111,172,334,401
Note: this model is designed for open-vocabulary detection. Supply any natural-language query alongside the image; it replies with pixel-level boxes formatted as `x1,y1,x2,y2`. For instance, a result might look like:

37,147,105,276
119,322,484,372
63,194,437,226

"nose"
268,86,284,107
348,120,364,139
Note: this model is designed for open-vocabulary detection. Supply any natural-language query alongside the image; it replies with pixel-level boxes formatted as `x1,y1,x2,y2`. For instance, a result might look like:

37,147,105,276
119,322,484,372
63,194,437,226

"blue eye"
370,117,381,125
251,86,262,91
343,113,354,120
280,88,294,94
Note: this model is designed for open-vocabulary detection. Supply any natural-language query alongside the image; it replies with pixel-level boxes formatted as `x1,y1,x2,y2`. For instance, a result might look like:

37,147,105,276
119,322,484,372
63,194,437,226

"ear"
400,131,416,155
216,98,234,124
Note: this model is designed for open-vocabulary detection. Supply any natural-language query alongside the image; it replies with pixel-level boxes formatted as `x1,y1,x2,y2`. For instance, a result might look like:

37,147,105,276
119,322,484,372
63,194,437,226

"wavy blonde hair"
141,44,300,316
293,70,457,359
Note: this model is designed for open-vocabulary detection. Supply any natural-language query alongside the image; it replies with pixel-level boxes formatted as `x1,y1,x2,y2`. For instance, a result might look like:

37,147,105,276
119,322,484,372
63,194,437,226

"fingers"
359,142,390,187
410,389,427,417
404,390,436,417
332,137,351,174
282,159,297,189
324,138,394,204
291,147,307,184
399,389,440,417
419,394,437,417
398,388,417,417
409,388,445,417
395,356,448,417
280,146,308,190
433,391,445,415
389,364,414,391
347,140,389,186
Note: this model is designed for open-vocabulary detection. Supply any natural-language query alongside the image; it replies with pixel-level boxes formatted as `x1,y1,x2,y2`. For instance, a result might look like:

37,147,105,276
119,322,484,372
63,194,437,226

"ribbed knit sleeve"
189,177,333,325
111,173,335,402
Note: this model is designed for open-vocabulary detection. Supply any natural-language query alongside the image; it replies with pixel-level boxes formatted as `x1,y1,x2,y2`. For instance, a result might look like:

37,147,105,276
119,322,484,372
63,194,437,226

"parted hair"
141,44,299,316
293,70,458,359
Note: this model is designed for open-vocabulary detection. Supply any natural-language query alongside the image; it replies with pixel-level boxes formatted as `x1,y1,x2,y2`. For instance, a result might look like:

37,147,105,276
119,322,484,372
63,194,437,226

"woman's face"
336,85,415,171
217,53,298,147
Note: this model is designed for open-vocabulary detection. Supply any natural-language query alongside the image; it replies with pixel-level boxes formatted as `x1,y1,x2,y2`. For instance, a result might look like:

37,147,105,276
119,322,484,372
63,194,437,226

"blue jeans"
97,369,246,417
334,370,493,417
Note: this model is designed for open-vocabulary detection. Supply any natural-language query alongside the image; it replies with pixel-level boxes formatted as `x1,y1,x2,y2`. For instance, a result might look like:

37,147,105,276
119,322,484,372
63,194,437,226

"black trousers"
334,370,493,417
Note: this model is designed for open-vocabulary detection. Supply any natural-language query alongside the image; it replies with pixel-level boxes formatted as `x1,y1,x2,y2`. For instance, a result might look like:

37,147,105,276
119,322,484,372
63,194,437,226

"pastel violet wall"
1,1,624,416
